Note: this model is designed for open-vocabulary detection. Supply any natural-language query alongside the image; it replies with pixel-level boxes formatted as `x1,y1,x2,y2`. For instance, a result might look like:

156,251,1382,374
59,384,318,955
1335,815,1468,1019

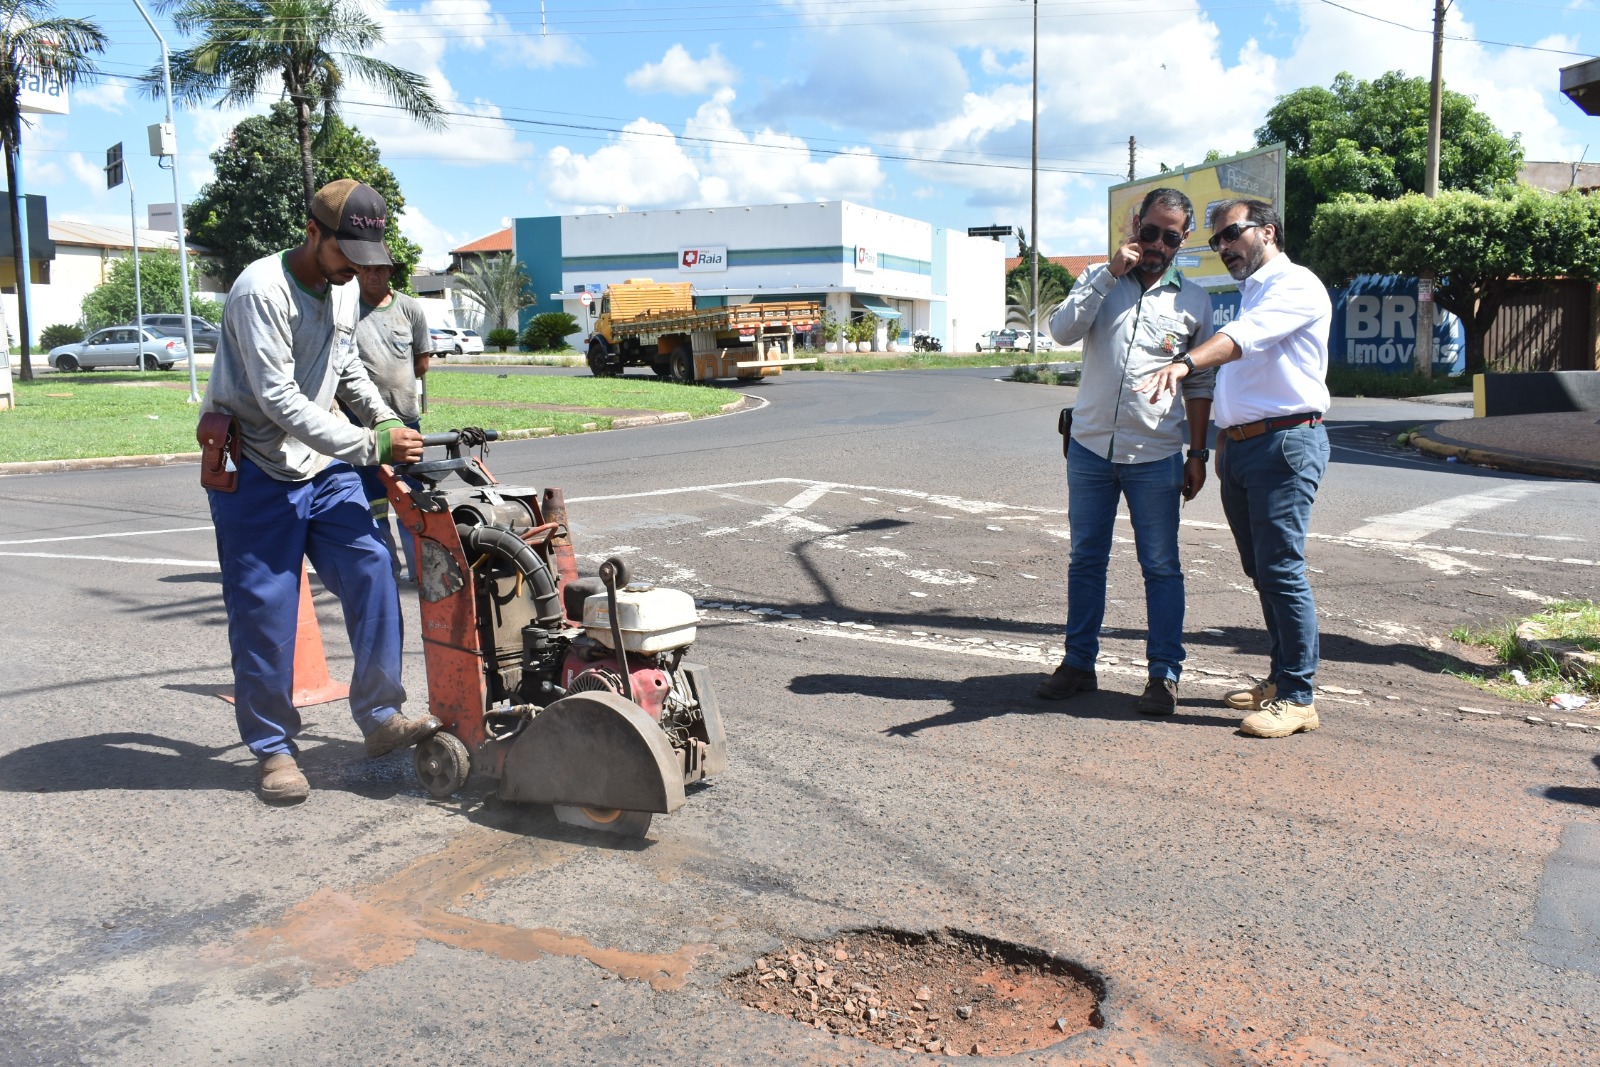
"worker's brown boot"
258,753,309,804
365,712,442,758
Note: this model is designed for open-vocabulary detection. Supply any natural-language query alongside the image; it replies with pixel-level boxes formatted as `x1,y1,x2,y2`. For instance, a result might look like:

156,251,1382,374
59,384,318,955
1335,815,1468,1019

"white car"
49,326,189,372
434,327,484,355
1014,331,1055,353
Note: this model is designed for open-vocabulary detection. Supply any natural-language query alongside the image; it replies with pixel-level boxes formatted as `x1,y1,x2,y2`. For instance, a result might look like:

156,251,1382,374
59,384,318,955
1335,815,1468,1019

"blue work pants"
208,456,407,759
1063,438,1186,681
1218,423,1328,704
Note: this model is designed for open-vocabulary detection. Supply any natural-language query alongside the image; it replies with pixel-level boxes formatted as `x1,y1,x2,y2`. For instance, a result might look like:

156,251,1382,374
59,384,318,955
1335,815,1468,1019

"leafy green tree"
1308,188,1600,375
1,0,106,380
79,249,223,331
1257,71,1522,254
1005,270,1067,348
521,312,578,351
1006,257,1074,304
151,0,443,209
186,102,421,287
454,254,535,332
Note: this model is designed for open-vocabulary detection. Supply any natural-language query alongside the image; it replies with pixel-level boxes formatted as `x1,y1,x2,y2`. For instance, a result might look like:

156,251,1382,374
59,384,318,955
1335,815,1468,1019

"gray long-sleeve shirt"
201,252,399,481
1049,262,1216,464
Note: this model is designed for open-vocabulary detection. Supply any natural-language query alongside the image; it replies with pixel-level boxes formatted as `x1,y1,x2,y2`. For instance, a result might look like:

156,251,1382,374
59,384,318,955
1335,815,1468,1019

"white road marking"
1347,484,1560,542
1456,527,1582,542
0,552,216,567
0,525,214,545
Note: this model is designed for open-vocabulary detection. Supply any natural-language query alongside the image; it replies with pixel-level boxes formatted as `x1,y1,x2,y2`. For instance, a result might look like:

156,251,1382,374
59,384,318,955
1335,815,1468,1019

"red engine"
559,651,671,721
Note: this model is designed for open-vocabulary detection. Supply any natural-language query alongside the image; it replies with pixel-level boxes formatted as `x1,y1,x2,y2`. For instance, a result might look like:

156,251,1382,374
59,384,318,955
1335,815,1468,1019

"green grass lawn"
0,369,738,464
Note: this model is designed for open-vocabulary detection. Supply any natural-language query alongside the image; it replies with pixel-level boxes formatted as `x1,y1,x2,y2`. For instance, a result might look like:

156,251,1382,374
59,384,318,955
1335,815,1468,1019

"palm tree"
1005,271,1066,353
454,254,534,333
0,0,105,381
150,0,443,209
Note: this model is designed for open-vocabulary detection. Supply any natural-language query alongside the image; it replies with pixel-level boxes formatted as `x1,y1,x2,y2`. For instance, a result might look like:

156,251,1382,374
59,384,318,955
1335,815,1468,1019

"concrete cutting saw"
379,428,726,836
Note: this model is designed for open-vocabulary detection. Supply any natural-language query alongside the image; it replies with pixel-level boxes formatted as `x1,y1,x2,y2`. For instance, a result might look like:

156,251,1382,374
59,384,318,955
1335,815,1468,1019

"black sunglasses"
1138,223,1184,249
1208,221,1262,252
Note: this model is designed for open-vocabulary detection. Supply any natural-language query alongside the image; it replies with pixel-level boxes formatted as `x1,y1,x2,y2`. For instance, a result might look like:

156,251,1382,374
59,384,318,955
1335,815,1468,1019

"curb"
0,395,757,478
1410,426,1600,482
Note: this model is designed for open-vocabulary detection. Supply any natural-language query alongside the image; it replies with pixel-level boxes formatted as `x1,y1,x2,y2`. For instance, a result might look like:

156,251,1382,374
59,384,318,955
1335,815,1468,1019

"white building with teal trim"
513,200,1005,352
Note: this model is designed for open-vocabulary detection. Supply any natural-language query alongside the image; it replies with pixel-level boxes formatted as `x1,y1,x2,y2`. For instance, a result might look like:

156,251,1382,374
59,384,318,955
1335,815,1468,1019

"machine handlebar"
420,428,500,448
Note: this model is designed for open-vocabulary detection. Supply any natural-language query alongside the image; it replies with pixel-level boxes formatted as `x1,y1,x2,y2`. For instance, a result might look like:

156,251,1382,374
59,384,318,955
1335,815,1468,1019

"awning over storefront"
855,295,902,319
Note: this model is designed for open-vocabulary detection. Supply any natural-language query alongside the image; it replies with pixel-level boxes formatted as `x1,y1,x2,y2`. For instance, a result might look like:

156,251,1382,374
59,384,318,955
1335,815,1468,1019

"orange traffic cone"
221,565,350,708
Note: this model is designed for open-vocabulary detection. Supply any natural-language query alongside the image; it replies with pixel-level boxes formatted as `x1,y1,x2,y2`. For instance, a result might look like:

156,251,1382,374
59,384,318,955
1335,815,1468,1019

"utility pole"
1029,0,1039,357
1128,136,1136,182
1416,0,1449,380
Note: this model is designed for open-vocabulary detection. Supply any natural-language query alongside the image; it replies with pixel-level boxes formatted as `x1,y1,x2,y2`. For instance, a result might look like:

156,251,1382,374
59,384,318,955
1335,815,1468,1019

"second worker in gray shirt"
1034,187,1216,716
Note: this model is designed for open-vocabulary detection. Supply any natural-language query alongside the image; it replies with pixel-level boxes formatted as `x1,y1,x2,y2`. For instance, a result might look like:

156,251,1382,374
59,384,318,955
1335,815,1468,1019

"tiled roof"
50,220,209,253
452,227,513,255
1005,254,1099,280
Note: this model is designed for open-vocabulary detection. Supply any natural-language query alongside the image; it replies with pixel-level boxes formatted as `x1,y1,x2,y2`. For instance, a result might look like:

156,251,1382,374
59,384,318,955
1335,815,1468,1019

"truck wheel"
587,338,614,378
649,359,672,378
670,345,694,383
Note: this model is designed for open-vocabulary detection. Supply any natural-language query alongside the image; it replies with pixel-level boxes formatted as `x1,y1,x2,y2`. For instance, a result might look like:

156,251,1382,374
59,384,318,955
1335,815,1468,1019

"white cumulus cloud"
626,44,737,95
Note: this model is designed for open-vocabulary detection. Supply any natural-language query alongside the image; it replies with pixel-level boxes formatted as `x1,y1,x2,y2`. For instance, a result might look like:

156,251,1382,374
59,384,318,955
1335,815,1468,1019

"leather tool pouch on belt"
1057,407,1073,459
197,412,240,493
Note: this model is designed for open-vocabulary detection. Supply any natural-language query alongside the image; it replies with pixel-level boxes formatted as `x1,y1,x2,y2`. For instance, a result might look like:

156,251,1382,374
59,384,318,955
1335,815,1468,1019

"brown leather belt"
1222,412,1323,442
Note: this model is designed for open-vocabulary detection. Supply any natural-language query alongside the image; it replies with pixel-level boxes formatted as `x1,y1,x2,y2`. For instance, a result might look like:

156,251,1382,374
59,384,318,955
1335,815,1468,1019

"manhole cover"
724,928,1104,1056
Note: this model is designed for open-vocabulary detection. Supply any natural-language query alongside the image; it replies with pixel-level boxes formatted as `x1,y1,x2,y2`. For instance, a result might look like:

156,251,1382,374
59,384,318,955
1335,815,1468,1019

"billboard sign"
1107,143,1285,291
855,245,875,272
678,245,727,272
1208,274,1465,375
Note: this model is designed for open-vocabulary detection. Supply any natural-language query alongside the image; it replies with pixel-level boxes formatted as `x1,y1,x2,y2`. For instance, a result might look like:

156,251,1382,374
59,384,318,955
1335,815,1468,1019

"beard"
1138,245,1174,279
1225,240,1266,280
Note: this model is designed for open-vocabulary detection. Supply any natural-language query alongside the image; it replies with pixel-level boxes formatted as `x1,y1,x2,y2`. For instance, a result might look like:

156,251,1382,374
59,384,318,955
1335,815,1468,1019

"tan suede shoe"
1240,698,1320,738
258,753,309,803
1224,679,1276,711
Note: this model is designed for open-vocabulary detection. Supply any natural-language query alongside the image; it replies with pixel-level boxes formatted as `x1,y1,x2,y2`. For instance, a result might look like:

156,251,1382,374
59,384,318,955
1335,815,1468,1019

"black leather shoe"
1136,677,1179,716
1035,663,1098,700
365,713,442,758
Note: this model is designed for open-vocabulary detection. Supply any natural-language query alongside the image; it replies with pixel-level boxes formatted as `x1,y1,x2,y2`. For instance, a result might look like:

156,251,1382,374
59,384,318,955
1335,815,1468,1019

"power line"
1314,0,1591,58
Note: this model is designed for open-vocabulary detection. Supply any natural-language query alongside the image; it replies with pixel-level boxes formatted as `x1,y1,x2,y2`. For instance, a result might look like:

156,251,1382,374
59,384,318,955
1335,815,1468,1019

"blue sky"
28,0,1598,268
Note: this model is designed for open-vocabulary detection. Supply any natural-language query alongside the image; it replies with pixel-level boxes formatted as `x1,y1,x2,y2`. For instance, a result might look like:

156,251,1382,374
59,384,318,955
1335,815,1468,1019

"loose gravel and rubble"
724,929,1102,1056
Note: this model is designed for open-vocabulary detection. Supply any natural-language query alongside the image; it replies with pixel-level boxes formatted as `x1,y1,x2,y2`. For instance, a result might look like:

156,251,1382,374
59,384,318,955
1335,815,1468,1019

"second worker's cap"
309,179,392,266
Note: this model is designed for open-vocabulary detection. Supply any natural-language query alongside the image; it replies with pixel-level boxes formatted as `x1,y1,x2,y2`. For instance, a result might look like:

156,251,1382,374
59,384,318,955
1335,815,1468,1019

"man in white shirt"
1136,199,1331,738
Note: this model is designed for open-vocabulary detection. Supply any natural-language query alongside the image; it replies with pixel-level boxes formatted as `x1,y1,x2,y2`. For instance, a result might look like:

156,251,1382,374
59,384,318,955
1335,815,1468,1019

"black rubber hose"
457,523,562,626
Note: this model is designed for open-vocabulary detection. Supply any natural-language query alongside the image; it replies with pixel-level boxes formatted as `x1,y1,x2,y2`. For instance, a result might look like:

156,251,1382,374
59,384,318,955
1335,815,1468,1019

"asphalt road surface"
3,366,1598,1066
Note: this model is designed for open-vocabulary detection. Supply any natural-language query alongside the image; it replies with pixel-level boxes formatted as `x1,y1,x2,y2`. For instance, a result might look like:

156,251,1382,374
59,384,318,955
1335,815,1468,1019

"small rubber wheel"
413,732,471,798
55,354,79,372
553,805,653,837
670,345,694,382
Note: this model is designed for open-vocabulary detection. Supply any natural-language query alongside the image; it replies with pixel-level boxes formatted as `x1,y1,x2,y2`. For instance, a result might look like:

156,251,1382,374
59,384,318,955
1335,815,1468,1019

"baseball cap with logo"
309,179,392,267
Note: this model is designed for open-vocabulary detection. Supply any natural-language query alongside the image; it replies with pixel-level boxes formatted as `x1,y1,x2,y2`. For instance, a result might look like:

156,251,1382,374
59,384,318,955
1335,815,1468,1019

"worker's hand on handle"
379,425,425,464
1134,360,1189,403
1182,456,1207,502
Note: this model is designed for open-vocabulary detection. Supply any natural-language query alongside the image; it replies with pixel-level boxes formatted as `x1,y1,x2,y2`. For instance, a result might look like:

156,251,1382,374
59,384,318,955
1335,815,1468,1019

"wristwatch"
1187,448,1210,461
1178,354,1197,374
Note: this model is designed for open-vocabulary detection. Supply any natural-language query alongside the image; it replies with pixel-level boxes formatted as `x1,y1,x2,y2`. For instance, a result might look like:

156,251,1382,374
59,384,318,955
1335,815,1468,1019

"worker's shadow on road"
790,671,1238,737
0,729,418,800
1542,754,1600,809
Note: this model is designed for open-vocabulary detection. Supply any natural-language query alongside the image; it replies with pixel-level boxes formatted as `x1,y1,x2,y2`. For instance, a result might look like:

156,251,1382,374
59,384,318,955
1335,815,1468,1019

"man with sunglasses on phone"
1034,187,1215,716
1135,199,1331,739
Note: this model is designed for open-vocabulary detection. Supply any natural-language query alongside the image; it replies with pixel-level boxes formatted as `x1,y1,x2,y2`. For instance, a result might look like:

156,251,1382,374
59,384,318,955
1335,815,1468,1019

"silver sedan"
48,326,190,372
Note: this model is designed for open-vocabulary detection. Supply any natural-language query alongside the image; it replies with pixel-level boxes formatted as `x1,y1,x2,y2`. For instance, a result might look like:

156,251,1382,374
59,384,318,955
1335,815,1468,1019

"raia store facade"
513,201,1006,352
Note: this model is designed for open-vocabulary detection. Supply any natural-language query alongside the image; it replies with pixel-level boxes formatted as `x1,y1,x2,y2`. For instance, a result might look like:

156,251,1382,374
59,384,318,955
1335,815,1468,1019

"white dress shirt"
1214,252,1332,428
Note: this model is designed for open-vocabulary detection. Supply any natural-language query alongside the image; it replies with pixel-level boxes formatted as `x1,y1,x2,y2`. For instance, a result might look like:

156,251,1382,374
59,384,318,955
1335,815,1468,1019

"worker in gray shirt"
202,179,439,804
351,260,434,581
1035,187,1216,716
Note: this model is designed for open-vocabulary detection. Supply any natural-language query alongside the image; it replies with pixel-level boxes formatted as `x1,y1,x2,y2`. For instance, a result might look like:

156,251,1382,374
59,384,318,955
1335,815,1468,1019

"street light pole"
131,0,200,402
1029,0,1039,357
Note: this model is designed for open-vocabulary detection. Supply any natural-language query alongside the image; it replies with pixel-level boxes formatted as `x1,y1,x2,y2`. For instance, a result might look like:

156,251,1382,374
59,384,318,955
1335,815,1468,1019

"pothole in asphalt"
723,927,1105,1056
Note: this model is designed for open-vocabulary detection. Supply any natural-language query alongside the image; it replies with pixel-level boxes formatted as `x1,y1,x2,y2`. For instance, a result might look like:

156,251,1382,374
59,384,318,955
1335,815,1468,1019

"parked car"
976,328,1020,352
49,326,189,372
433,327,484,355
140,314,219,353
1015,331,1056,353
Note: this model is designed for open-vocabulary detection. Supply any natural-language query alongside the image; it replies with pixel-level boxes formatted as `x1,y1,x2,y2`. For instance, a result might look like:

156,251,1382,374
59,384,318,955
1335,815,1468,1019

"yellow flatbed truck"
585,278,821,382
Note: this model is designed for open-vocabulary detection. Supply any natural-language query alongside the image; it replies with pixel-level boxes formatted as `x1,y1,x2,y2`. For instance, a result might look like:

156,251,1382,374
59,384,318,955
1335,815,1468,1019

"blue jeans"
1218,423,1329,704
209,456,408,759
1064,438,1186,682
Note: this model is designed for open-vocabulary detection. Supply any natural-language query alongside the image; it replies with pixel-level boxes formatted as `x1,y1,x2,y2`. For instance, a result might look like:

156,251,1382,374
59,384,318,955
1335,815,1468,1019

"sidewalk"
1413,408,1600,481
